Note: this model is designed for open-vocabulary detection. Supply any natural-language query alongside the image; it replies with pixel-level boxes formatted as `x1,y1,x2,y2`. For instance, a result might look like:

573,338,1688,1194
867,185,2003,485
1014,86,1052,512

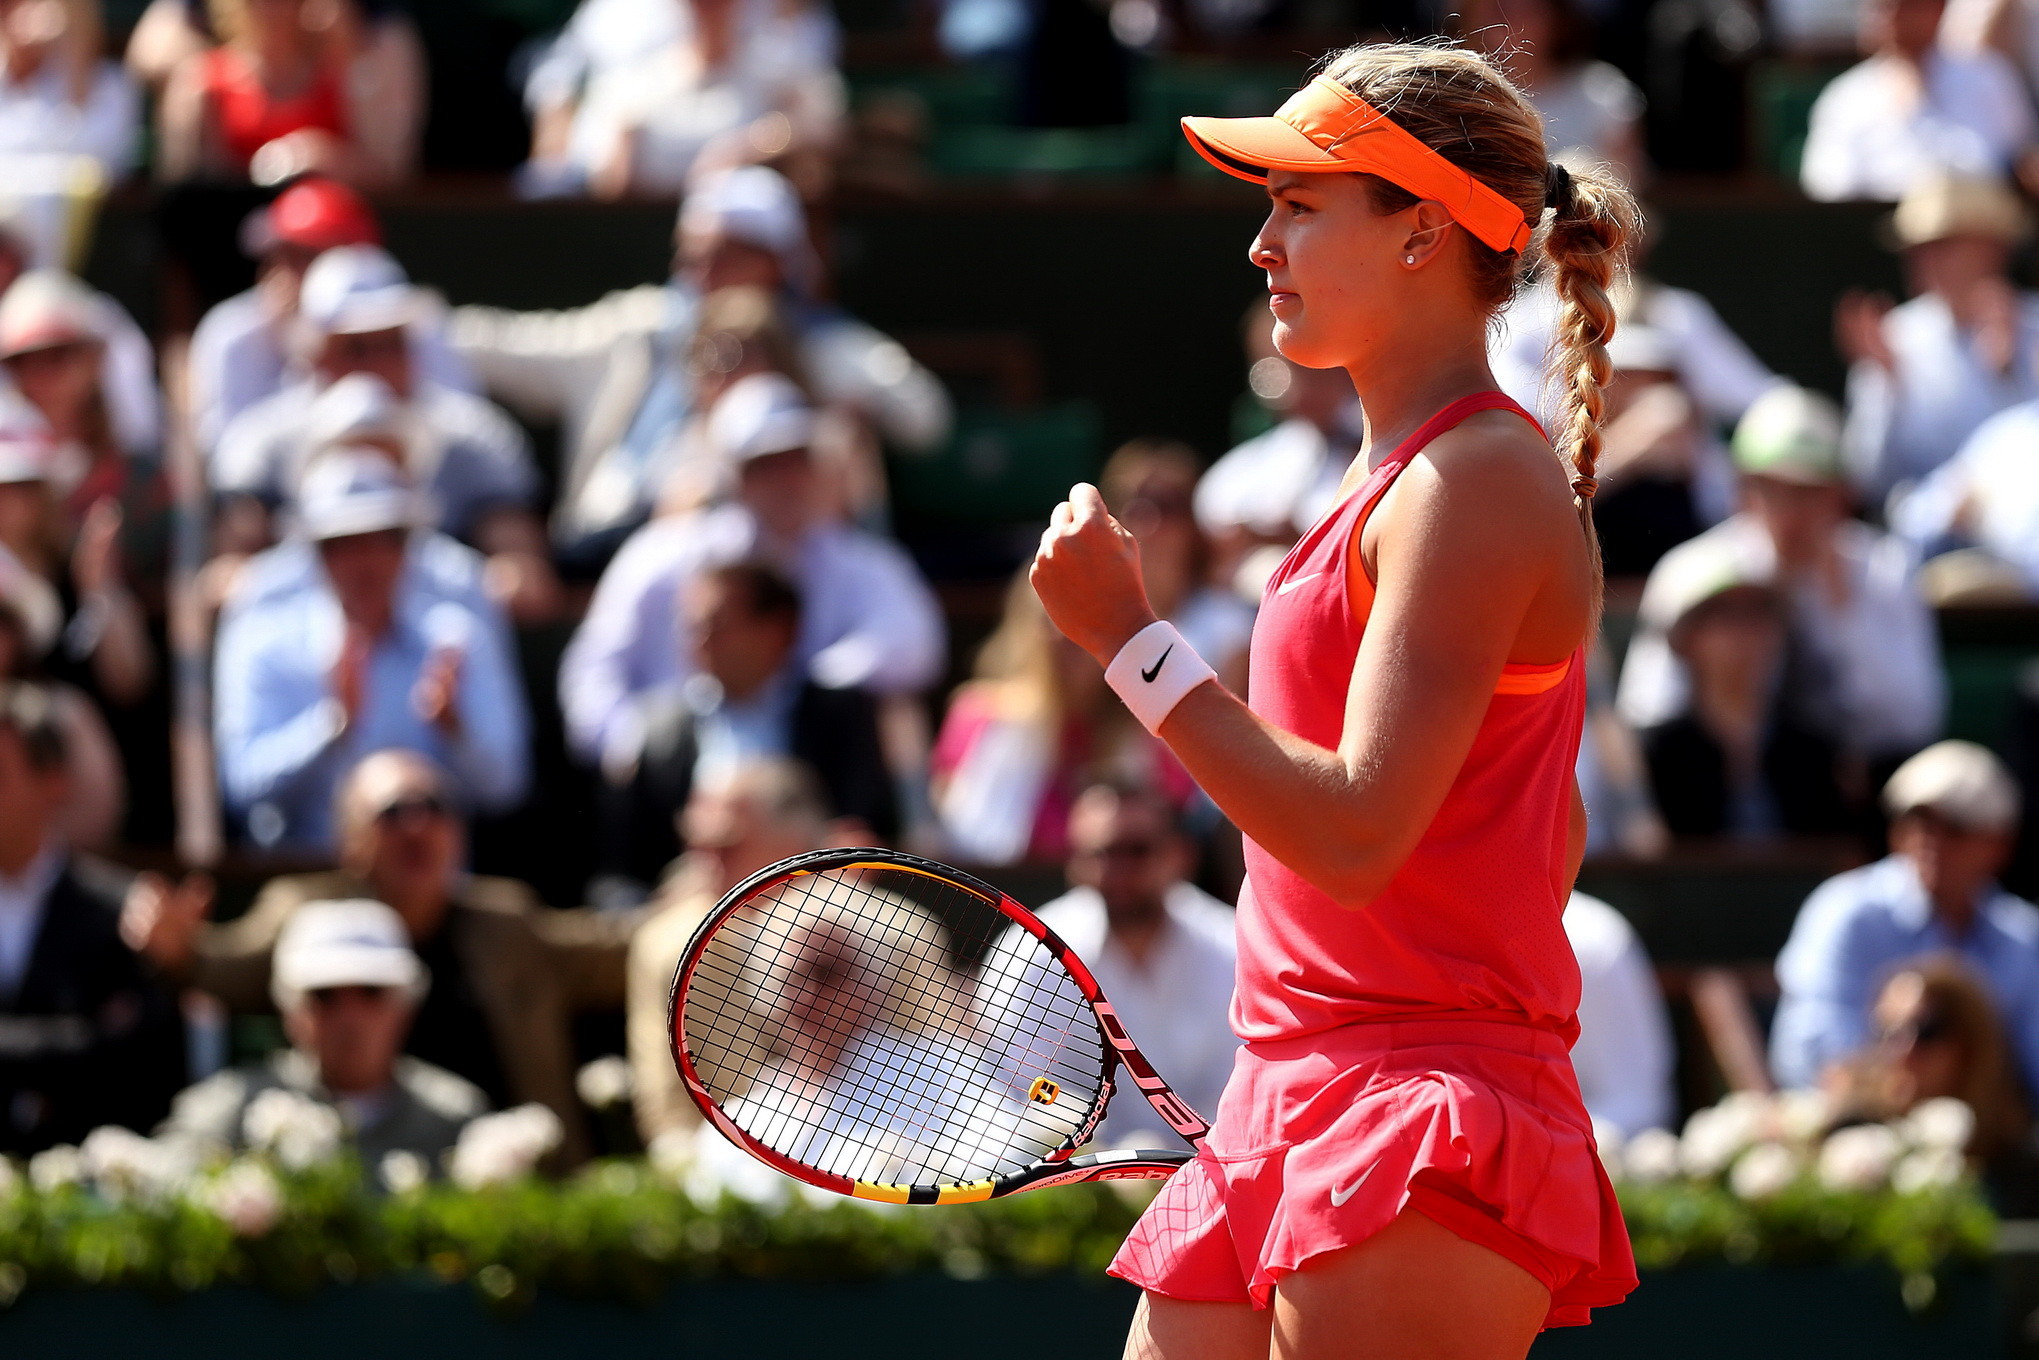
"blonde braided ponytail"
1319,43,1639,604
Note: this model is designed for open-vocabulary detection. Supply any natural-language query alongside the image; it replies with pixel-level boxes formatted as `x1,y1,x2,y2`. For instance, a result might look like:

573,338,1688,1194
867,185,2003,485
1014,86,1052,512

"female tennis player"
1030,41,1640,1360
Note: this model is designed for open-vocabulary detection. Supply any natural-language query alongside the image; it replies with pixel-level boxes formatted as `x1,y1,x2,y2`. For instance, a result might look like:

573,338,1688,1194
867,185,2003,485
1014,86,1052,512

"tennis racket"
669,847,1211,1204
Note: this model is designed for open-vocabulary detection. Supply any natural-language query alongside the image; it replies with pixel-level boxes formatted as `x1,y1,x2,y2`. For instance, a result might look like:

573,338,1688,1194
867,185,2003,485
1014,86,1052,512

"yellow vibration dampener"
1028,1077,1061,1105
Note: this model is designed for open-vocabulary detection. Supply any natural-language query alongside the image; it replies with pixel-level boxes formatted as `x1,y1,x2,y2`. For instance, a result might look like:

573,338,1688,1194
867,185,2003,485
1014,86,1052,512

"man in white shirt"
1025,781,1239,1146
1800,0,2035,202
452,165,950,551
1193,304,1359,570
1620,385,1945,769
1841,174,2039,501
558,371,944,765
1564,892,1676,1137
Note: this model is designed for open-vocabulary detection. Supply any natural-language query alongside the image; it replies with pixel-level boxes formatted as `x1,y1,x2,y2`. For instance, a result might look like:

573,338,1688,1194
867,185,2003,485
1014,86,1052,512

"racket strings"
681,865,1109,1189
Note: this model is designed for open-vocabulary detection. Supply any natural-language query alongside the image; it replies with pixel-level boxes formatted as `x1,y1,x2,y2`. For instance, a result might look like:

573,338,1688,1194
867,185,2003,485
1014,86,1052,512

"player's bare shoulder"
1385,409,1578,560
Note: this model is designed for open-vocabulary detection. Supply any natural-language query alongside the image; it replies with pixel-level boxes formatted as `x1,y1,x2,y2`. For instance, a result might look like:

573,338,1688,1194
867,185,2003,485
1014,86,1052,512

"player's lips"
1268,289,1300,310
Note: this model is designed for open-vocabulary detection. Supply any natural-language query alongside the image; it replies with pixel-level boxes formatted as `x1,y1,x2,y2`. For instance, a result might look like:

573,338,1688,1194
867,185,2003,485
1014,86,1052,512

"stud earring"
1405,254,1416,265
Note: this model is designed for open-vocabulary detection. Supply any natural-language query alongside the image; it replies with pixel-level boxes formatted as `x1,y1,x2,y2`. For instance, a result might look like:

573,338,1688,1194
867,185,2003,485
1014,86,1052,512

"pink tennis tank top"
1233,391,1588,1045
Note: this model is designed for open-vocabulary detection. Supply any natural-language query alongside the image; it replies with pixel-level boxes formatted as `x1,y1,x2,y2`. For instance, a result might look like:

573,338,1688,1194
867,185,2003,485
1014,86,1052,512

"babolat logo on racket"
1029,1077,1061,1105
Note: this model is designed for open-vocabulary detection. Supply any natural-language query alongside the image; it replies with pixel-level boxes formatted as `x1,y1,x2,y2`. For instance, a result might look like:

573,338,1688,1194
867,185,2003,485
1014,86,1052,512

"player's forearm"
1155,680,1413,908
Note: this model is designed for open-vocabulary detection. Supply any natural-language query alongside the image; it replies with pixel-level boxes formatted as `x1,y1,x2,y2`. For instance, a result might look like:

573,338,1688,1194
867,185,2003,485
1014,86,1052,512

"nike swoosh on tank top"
1233,391,1588,1044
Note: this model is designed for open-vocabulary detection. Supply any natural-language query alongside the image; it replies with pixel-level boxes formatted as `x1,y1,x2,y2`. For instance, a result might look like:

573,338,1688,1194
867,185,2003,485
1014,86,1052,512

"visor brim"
1181,115,1348,183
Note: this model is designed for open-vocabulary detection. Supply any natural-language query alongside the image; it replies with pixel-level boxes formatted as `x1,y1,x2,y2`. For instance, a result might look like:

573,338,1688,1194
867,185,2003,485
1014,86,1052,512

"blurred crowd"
0,0,2036,1218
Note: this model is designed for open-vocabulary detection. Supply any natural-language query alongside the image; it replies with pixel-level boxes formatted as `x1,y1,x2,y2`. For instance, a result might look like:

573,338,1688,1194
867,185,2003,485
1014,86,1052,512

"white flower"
447,1104,564,1189
79,1126,194,1202
1892,1146,1966,1194
1774,1089,1835,1145
241,1089,345,1170
1621,1128,1682,1184
27,1145,84,1193
1903,1099,1976,1153
1590,1119,1626,1180
378,1149,429,1196
1680,1097,1768,1178
680,1126,787,1208
1817,1123,1903,1192
1729,1143,1803,1201
194,1160,284,1237
575,1056,633,1110
646,1128,697,1184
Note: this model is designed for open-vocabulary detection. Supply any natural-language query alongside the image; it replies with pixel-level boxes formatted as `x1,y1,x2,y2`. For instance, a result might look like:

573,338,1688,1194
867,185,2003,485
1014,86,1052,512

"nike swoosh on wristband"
1330,1180,1361,1207
1276,571,1324,596
1141,646,1173,683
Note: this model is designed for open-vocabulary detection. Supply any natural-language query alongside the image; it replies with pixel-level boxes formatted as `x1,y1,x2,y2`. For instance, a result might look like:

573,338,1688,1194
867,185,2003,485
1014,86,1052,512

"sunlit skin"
1033,168,1596,1359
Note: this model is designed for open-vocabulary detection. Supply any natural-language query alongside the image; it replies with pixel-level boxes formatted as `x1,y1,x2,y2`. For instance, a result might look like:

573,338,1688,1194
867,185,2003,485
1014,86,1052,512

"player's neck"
1348,343,1500,468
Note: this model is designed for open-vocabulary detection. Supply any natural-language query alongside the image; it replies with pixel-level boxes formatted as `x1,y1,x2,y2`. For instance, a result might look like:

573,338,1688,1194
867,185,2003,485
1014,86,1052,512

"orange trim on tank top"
1342,404,1573,699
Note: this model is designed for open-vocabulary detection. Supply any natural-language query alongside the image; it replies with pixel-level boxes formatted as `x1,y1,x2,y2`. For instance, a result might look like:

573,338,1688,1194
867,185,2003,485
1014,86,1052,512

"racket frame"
669,847,1210,1204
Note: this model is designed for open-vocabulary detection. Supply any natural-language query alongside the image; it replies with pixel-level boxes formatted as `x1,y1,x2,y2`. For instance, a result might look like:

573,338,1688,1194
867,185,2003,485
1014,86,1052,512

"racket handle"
1002,1149,1194,1196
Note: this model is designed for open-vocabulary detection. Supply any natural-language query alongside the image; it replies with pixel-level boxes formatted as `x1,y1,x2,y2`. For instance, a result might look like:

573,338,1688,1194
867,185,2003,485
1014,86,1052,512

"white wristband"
1105,621,1216,735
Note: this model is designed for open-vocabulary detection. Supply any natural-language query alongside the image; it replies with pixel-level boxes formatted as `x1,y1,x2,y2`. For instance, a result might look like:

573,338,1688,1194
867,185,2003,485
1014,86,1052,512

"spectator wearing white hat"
212,247,548,603
559,370,943,767
1841,174,2039,502
158,898,485,1170
212,450,529,852
1620,386,1944,779
187,179,477,455
1772,740,2039,1094
449,164,950,555
0,273,168,588
1628,554,1852,839
130,749,635,1165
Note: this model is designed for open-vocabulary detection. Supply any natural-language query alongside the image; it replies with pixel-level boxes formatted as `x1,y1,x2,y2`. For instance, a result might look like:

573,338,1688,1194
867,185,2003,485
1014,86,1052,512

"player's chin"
1270,316,1338,370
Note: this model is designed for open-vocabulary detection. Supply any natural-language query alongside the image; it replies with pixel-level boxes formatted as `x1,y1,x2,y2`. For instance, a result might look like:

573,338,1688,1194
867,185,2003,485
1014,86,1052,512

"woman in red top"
158,0,375,184
1031,42,1640,1360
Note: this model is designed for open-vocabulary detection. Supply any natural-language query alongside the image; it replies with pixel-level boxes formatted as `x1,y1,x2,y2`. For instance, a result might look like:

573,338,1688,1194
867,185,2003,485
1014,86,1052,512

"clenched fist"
1029,483,1158,664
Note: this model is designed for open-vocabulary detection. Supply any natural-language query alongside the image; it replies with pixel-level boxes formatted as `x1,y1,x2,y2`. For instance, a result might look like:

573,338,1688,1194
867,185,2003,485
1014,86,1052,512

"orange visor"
1182,76,1535,255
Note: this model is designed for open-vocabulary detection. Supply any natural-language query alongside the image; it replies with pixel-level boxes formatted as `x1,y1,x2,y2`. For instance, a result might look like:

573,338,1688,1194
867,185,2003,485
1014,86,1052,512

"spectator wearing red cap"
187,178,473,453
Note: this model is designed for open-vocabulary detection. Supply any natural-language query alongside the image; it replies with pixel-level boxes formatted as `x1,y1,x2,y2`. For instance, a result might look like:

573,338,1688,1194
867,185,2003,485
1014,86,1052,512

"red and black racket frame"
668,847,1211,1204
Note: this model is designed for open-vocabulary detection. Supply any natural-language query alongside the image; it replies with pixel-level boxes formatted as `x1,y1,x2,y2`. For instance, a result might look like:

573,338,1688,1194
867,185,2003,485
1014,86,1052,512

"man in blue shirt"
1772,740,2039,1093
213,452,530,852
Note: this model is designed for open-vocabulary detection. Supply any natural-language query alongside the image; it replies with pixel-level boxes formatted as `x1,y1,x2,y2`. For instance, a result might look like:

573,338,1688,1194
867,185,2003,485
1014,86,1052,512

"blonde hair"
1319,41,1639,591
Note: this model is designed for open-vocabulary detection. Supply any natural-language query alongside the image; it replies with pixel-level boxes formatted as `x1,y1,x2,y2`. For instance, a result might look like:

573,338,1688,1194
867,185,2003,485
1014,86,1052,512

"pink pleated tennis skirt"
1109,1017,1637,1329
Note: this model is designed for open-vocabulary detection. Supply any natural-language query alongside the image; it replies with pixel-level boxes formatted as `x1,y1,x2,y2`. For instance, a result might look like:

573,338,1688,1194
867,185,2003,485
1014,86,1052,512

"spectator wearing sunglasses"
1772,741,2039,1094
158,898,484,1170
1016,780,1238,1146
124,749,637,1166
